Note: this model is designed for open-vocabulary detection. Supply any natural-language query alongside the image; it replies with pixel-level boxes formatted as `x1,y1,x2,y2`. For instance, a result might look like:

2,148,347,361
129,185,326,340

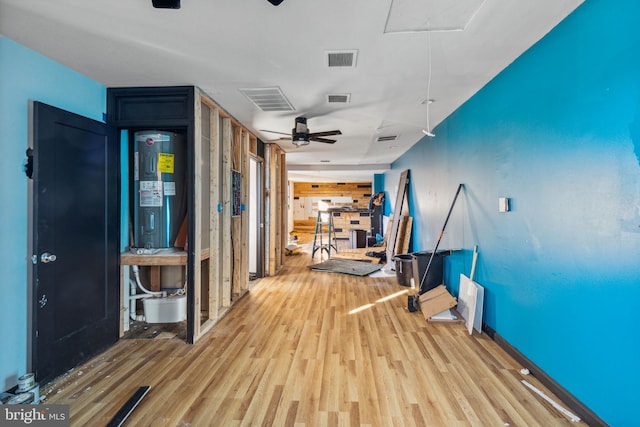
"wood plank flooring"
42,245,587,426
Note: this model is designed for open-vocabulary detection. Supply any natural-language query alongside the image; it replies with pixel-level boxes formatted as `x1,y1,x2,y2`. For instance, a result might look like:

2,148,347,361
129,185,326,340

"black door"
31,101,119,384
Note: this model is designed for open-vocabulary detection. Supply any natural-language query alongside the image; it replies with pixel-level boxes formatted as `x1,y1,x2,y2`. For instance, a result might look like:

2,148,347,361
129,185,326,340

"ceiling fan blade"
308,130,342,138
260,129,291,137
310,137,336,144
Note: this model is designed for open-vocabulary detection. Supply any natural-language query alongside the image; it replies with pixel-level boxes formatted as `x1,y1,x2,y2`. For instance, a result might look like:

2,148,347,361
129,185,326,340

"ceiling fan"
261,116,342,147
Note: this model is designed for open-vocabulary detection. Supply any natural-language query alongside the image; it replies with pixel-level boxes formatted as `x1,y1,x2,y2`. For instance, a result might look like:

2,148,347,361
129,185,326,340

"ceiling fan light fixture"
294,116,308,133
292,133,310,146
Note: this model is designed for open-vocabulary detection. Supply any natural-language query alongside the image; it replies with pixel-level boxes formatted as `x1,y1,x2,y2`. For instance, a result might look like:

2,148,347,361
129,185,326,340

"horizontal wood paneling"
293,182,372,208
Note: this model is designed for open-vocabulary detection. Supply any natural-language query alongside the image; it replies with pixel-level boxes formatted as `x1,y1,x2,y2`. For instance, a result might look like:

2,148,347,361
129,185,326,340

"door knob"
40,252,57,263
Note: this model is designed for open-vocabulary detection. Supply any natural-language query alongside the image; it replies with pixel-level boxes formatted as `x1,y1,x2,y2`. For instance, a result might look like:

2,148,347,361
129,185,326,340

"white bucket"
143,295,186,323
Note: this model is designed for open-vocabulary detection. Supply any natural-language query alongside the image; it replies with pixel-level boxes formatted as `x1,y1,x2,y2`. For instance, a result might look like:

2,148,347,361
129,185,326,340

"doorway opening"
249,156,264,280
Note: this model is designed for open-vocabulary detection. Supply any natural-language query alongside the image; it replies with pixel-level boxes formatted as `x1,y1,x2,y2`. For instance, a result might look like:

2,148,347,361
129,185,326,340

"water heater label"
139,181,163,207
164,181,176,196
158,153,174,173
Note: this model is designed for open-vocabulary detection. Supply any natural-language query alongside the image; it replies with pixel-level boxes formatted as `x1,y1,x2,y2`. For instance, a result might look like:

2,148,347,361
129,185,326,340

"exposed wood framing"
114,86,284,344
240,130,250,294
208,103,221,323
264,145,272,275
222,118,232,307
266,143,287,275
231,126,242,298
192,90,203,338
279,151,287,269
249,135,257,157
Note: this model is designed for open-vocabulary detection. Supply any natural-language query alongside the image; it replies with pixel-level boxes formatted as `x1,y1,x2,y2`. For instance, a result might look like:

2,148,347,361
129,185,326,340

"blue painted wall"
387,1,640,425
0,37,106,390
373,173,384,194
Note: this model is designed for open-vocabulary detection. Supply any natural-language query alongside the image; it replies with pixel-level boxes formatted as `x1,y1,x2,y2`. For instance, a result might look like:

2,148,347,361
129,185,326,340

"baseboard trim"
482,323,608,427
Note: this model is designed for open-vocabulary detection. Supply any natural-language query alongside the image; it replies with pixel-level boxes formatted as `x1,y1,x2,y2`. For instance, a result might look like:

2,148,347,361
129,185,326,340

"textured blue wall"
0,37,106,390
388,1,640,425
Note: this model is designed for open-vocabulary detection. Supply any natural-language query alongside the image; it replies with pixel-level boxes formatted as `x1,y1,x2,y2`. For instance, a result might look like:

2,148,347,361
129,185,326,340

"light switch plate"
499,197,510,212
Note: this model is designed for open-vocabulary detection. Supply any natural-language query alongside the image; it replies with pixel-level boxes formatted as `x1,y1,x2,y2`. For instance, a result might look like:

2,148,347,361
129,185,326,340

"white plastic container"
143,295,186,323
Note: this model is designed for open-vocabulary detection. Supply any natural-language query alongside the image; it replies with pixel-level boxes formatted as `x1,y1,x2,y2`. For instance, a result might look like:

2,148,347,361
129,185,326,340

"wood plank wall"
293,182,372,209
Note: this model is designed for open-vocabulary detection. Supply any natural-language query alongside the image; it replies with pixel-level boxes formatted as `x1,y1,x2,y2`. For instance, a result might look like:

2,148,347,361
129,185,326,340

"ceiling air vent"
326,50,358,68
327,93,351,104
376,135,398,142
239,87,294,112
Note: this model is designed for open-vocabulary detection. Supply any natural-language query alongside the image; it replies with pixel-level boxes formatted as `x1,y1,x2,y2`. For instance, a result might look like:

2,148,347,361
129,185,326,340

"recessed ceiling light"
421,99,435,104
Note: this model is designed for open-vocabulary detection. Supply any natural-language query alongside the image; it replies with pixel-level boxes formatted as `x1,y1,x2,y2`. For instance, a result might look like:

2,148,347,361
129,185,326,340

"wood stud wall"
221,117,233,309
266,144,287,275
192,92,204,337
190,89,284,342
240,131,250,294
112,86,285,344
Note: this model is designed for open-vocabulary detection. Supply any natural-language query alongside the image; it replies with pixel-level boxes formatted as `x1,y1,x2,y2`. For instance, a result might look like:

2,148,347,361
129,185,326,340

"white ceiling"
0,0,583,182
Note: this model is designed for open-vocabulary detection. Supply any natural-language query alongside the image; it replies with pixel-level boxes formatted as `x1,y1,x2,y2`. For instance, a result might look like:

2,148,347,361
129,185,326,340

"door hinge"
24,148,34,179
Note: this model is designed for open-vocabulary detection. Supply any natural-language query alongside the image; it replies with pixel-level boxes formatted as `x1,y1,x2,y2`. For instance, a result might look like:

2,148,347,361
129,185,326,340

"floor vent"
239,87,294,112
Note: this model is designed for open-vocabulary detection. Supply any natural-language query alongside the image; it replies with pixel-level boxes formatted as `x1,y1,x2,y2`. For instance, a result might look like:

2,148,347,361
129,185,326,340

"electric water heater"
133,130,186,249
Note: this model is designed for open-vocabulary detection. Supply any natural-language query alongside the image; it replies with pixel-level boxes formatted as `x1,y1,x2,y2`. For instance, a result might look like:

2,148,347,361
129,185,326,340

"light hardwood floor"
42,244,587,426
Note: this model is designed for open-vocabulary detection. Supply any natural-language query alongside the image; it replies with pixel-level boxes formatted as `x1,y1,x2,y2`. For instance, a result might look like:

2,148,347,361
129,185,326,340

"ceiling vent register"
239,87,295,112
327,94,351,104
376,135,398,142
326,50,358,68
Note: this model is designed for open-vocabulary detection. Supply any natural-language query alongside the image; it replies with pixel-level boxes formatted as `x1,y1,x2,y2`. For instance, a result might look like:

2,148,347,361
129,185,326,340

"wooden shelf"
121,248,188,266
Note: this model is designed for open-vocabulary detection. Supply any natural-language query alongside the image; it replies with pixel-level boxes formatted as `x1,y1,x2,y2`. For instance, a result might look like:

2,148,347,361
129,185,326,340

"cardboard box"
418,284,457,320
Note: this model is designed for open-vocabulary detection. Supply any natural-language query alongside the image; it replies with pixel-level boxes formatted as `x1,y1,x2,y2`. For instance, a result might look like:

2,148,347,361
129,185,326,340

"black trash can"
411,251,445,293
393,254,414,287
